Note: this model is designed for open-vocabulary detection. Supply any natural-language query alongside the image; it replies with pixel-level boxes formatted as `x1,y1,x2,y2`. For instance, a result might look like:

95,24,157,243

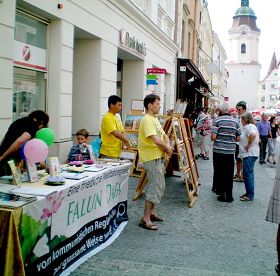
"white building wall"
0,0,15,141
226,64,260,109
0,0,179,161
47,20,74,161
264,69,279,108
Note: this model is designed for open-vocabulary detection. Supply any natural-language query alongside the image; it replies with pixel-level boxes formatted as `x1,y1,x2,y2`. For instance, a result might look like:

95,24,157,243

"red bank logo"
22,45,31,61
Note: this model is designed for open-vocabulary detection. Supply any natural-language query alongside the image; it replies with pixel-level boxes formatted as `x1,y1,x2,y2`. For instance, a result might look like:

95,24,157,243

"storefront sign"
14,41,47,71
120,29,146,56
147,68,167,74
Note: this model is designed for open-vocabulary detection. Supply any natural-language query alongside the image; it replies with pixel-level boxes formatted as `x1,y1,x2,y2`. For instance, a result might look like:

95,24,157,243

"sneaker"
233,176,243,182
240,196,253,201
273,161,276,165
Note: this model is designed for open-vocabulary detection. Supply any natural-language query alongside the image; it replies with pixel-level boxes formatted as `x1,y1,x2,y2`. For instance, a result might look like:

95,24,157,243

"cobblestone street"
70,148,278,275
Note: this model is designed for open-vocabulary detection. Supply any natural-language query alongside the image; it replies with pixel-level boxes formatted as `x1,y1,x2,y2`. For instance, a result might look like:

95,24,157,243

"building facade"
226,0,261,109
0,0,179,161
210,32,227,107
258,52,279,108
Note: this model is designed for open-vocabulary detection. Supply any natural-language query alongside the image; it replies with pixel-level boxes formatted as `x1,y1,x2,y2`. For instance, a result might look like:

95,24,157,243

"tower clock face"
240,29,247,36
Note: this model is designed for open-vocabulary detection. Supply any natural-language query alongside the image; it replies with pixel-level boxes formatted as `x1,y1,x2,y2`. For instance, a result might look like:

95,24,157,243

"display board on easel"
131,112,200,207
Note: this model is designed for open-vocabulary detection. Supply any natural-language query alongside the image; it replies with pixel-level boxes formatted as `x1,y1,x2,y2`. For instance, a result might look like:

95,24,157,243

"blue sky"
208,0,280,79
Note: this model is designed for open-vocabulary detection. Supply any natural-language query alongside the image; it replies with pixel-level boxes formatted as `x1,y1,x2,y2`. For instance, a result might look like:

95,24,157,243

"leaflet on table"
61,172,89,180
11,186,57,196
83,165,107,172
0,183,16,193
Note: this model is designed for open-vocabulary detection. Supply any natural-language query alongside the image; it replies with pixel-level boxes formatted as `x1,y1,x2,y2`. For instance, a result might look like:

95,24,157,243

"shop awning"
178,58,213,97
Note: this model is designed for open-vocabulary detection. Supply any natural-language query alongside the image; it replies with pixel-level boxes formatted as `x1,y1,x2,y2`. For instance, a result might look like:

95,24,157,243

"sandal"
239,193,247,198
240,196,253,201
139,219,158,230
202,156,209,160
150,214,164,222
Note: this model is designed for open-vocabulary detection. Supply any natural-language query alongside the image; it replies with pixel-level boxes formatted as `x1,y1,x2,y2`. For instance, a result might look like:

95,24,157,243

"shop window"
15,13,47,49
13,67,46,121
271,84,275,89
241,43,246,54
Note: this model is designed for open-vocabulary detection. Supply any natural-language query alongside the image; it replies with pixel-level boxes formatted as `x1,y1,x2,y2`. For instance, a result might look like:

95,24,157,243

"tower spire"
241,0,249,6
264,52,278,80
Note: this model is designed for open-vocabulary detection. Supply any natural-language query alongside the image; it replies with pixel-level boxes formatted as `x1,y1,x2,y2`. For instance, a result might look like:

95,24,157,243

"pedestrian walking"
211,103,241,202
267,116,279,164
138,94,173,230
257,113,272,164
233,101,247,182
266,158,280,275
239,112,259,201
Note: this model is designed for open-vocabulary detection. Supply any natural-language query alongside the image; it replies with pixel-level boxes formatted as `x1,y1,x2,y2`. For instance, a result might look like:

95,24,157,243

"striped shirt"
211,114,241,155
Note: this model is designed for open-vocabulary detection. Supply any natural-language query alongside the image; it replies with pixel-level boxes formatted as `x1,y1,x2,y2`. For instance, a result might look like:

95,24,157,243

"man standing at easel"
138,94,173,230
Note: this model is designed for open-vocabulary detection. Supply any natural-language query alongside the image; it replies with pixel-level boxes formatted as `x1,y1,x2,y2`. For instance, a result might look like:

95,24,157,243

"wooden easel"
132,112,200,207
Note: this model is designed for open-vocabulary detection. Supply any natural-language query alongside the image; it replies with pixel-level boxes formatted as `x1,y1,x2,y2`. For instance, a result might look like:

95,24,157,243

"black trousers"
259,135,268,162
213,152,234,200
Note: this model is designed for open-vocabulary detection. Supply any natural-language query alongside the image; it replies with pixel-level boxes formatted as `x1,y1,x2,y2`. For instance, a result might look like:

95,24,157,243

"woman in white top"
239,112,259,201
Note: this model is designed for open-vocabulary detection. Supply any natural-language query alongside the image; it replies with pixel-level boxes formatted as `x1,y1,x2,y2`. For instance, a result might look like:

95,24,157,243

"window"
262,84,265,89
15,13,47,49
241,43,246,54
271,84,275,89
13,67,46,121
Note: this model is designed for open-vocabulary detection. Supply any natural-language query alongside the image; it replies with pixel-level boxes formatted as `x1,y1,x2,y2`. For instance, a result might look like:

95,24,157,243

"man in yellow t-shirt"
138,94,173,231
100,95,129,159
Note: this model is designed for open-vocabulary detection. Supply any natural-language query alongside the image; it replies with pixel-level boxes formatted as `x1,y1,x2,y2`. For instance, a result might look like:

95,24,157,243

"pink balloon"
24,139,48,163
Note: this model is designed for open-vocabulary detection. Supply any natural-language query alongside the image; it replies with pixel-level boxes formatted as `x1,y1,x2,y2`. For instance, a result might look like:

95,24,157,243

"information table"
0,163,130,276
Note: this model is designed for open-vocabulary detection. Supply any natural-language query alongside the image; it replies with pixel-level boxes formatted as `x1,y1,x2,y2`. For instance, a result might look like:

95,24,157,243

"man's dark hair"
28,110,49,128
108,95,122,109
144,94,160,110
236,101,247,110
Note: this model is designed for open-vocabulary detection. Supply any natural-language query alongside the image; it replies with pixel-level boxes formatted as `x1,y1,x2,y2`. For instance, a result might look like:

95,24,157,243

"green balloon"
36,128,55,146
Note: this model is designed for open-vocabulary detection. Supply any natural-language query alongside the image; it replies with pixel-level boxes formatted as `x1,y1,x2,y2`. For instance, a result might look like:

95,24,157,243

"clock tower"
226,0,261,109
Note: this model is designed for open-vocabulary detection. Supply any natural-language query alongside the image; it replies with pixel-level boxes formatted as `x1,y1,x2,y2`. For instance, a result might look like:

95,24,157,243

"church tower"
226,0,261,109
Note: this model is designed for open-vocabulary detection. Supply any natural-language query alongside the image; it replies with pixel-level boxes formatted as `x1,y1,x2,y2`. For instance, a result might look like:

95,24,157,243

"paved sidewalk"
70,149,278,275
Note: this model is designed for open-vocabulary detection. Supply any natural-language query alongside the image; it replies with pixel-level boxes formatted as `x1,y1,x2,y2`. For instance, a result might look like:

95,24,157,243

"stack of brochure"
0,191,36,209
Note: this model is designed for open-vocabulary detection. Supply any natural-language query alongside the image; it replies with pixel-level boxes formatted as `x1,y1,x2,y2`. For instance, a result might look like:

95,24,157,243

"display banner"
20,164,130,275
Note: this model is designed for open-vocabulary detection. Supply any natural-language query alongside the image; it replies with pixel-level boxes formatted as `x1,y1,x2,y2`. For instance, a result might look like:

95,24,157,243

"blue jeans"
243,156,257,199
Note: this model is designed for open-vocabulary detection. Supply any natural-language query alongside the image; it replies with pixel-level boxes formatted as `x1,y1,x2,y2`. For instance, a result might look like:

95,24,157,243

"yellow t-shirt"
100,112,124,158
138,114,165,163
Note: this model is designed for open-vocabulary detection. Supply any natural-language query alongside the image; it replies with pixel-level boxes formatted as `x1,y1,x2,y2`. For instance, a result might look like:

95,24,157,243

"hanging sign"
146,75,158,80
147,68,167,74
146,79,158,85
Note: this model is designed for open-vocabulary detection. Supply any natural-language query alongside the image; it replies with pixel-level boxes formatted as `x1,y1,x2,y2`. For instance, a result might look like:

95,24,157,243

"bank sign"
120,29,146,56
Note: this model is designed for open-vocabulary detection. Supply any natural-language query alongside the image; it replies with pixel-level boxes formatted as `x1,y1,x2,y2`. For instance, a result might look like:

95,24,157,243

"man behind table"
138,94,173,230
100,95,129,159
